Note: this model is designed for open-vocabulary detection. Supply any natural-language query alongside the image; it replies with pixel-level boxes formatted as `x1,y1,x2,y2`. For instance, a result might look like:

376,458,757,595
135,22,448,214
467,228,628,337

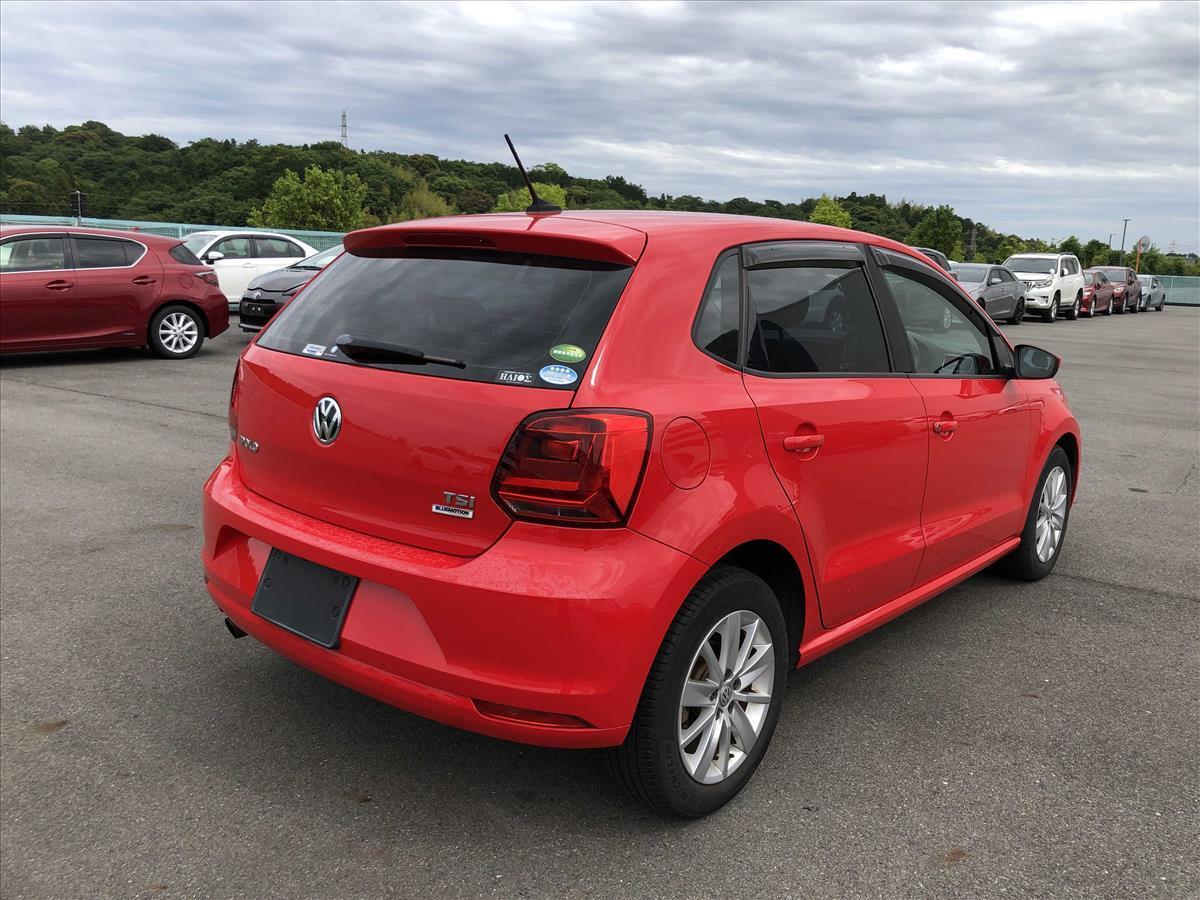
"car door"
0,234,78,349
738,241,929,629
994,267,1019,318
70,235,163,345
252,236,306,281
873,248,1032,584
206,235,257,301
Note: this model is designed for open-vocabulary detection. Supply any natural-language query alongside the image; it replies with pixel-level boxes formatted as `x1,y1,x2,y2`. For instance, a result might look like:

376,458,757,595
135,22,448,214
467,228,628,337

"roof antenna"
504,133,560,215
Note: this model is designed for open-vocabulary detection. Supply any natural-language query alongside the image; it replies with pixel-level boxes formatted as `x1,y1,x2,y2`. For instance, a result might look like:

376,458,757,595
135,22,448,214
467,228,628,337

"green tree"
1057,235,1083,258
808,194,853,228
492,182,567,212
996,236,1027,263
1082,239,1111,268
248,165,367,231
395,179,455,221
455,188,494,215
906,205,961,258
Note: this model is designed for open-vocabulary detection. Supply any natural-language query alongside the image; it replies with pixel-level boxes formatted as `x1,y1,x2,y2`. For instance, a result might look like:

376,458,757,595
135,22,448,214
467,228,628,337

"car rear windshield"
168,243,203,265
1004,256,1056,274
952,265,988,283
257,248,633,389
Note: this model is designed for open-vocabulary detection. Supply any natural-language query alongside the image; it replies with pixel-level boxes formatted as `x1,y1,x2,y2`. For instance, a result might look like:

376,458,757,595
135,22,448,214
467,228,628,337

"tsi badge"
433,491,475,519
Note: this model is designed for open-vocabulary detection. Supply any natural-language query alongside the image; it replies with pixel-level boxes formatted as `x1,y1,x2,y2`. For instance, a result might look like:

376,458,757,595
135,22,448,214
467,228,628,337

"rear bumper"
203,293,231,337
201,457,706,748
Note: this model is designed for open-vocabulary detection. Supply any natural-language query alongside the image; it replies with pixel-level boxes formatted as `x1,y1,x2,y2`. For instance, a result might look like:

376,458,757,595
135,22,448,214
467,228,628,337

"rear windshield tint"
258,249,633,389
168,243,203,265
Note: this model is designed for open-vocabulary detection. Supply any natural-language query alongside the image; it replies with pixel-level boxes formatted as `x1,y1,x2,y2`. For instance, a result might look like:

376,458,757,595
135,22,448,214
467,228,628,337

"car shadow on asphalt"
179,570,1022,833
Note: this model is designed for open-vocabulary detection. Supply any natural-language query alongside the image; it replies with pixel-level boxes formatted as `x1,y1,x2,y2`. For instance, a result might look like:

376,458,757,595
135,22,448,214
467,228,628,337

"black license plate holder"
251,548,358,648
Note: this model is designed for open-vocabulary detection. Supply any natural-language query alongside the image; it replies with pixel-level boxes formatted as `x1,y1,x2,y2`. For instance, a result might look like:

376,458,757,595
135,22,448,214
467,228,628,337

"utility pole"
69,190,84,226
1119,218,1130,264
340,110,348,147
1108,233,1115,249
968,223,976,261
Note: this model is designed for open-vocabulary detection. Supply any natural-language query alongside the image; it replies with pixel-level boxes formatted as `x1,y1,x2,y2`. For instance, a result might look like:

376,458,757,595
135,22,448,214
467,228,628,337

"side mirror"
1059,267,1068,277
204,251,225,263
1014,344,1060,380
988,276,1002,285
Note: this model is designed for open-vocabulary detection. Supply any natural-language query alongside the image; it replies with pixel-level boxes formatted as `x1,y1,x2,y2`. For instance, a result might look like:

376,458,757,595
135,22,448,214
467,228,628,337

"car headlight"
1028,279,1052,289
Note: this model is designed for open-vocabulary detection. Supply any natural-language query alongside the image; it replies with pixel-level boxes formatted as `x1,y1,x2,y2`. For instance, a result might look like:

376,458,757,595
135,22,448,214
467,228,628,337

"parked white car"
1002,253,1086,322
181,231,317,310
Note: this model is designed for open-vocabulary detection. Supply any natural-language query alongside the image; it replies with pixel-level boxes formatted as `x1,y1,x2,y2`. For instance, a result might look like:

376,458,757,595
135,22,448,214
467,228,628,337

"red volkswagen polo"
0,226,229,358
202,212,1080,816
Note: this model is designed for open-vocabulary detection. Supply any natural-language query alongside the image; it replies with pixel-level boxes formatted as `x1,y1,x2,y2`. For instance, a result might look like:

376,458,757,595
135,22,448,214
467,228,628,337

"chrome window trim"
0,233,149,274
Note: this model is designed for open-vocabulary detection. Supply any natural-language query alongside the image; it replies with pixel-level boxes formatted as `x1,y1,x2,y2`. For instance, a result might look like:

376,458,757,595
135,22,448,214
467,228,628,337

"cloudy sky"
2,0,1197,249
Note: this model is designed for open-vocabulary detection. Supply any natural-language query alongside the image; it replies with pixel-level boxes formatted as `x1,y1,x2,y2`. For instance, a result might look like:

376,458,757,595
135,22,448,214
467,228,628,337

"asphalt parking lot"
2,309,1197,899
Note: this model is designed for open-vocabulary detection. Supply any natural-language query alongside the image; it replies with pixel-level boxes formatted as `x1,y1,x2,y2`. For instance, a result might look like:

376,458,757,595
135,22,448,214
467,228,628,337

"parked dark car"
1096,266,1142,313
1081,270,1114,317
238,244,343,332
915,246,952,271
950,263,1026,324
0,226,229,358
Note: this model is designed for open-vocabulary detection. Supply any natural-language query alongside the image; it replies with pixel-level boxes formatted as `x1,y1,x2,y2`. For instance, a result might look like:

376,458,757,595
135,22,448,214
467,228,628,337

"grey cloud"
1,0,1196,248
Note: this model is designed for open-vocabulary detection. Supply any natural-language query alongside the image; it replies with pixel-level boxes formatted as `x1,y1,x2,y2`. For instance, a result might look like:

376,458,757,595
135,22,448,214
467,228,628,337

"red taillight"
198,270,220,287
492,409,651,526
228,359,242,443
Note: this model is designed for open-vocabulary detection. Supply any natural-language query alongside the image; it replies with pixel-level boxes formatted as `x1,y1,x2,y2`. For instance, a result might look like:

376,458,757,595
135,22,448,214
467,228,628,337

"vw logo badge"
312,396,342,445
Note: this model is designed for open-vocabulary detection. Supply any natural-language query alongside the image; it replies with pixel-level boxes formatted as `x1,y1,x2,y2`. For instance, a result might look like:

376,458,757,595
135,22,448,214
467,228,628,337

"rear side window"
75,237,143,268
745,265,890,374
259,249,633,389
169,243,203,265
694,253,740,365
255,237,304,258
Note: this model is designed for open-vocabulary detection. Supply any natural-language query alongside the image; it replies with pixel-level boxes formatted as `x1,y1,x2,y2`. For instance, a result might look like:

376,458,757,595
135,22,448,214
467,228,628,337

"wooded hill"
2,120,1193,272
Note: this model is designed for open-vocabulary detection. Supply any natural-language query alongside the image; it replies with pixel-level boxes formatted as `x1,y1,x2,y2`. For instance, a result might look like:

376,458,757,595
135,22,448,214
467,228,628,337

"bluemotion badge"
538,364,578,386
549,344,587,364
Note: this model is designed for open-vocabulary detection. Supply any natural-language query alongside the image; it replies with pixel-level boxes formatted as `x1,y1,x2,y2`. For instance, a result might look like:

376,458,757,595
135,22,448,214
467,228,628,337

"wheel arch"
152,298,212,337
712,540,806,667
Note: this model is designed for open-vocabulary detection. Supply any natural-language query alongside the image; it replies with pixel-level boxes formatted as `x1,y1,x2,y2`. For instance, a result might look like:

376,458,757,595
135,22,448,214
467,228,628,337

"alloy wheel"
677,610,775,785
158,312,199,355
1035,465,1068,563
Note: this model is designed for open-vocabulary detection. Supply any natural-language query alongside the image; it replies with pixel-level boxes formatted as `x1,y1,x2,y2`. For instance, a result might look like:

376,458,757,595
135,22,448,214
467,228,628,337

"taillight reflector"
492,409,651,526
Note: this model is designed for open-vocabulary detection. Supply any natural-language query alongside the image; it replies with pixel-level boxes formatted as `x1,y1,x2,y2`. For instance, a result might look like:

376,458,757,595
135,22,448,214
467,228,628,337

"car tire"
999,446,1073,582
1042,294,1059,323
1066,293,1081,321
1103,300,1112,316
148,304,205,359
1009,300,1025,325
1115,299,1125,314
606,564,789,818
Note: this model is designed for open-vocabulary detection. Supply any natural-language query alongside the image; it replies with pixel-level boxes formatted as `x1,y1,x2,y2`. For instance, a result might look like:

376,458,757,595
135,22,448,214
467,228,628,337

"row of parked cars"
0,224,1169,360
0,225,341,357
915,247,1168,325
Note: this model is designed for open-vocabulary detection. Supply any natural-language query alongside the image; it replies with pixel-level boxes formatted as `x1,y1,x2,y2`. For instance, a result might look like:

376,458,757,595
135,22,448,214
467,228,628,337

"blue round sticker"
539,364,578,386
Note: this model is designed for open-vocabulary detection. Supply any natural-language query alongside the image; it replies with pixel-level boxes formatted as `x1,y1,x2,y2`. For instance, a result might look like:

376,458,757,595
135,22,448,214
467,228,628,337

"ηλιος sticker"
539,364,578,386
497,370,534,384
549,344,587,364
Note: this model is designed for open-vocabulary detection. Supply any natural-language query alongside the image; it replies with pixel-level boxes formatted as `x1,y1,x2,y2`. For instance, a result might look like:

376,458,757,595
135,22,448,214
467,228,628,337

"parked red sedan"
0,226,229,358
1081,269,1114,316
1095,266,1142,314
204,212,1080,816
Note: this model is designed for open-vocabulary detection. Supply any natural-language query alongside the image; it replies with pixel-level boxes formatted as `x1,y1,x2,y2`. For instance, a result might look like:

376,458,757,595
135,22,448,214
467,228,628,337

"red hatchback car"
202,212,1080,816
0,226,229,358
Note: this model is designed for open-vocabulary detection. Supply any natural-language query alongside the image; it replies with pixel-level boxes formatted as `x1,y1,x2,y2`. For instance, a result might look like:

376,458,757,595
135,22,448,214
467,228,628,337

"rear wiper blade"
334,334,466,369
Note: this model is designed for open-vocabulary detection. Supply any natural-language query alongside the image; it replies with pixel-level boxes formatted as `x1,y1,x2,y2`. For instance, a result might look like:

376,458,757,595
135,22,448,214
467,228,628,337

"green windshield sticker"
549,344,587,364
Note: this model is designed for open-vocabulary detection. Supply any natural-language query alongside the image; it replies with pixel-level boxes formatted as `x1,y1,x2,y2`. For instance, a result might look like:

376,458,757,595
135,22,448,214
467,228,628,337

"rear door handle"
783,434,825,452
242,262,257,268
132,275,156,285
44,280,73,291
932,420,959,436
